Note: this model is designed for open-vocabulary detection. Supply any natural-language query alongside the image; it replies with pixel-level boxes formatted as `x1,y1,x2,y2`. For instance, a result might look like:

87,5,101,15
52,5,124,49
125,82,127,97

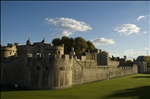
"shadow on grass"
104,85,150,99
1,85,31,92
132,76,150,78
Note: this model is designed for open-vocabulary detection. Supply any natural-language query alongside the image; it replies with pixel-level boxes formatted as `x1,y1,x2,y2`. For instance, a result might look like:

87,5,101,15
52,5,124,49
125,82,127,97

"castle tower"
52,55,73,89
41,36,46,44
70,47,75,56
26,36,32,45
97,51,109,65
0,44,17,61
124,55,127,60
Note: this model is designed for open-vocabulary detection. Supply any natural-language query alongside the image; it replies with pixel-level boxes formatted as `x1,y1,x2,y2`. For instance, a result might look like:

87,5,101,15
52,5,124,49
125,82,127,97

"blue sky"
1,1,150,59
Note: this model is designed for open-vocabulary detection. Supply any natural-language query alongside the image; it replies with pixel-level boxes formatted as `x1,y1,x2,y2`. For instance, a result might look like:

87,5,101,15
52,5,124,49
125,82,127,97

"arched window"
58,51,60,54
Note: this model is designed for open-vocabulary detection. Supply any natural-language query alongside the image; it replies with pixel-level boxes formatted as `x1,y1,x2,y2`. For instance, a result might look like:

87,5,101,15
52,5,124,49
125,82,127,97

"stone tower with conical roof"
26,36,32,45
41,36,46,44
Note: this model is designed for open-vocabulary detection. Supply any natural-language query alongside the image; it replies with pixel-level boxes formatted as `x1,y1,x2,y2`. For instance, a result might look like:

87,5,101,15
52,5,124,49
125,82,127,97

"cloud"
137,16,145,21
145,47,150,50
124,49,137,55
143,31,148,34
59,31,72,37
124,49,145,57
137,31,148,36
45,17,92,37
114,24,141,35
109,52,119,57
91,38,115,46
137,15,149,21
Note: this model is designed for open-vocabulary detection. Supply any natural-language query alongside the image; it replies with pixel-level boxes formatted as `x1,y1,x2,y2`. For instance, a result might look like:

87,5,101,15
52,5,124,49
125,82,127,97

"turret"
41,36,46,44
97,51,109,65
124,55,127,60
26,36,32,45
52,54,73,89
70,47,75,56
1,44,17,62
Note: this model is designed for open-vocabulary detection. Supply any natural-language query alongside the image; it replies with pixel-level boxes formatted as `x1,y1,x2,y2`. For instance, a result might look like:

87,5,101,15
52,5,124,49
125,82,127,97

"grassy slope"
1,74,150,99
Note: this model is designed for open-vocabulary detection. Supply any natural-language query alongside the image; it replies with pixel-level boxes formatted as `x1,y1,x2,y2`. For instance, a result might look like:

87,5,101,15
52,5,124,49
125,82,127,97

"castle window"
58,51,60,54
45,67,49,70
37,67,40,70
37,53,41,59
10,52,11,55
60,67,65,70
27,57,32,61
26,67,30,70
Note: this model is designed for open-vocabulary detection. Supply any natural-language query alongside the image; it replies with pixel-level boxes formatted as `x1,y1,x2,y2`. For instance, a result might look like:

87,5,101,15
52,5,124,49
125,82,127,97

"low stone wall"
72,59,138,85
108,61,119,67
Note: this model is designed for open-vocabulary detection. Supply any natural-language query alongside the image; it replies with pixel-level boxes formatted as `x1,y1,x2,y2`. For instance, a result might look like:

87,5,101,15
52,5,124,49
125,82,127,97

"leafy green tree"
125,60,133,66
144,56,150,64
61,36,74,54
86,41,95,50
52,38,62,46
51,36,96,55
74,37,88,55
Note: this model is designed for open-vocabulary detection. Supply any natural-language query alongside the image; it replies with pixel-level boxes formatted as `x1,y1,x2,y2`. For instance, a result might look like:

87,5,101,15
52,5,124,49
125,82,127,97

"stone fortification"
1,39,138,89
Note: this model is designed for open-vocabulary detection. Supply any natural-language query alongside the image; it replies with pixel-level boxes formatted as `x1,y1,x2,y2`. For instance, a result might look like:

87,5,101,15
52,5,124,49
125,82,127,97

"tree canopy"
52,38,62,46
87,41,95,50
144,56,150,64
125,60,133,66
52,36,95,55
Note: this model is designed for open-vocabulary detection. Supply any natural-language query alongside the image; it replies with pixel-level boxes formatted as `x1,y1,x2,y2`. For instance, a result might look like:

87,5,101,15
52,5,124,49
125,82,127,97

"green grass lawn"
1,74,150,99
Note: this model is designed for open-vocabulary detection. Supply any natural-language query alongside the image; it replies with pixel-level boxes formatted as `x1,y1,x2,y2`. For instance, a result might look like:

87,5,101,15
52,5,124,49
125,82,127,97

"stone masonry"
0,39,138,89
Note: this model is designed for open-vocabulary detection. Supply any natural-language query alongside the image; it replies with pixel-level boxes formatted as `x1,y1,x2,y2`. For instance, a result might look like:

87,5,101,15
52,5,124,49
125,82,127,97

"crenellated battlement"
1,39,139,90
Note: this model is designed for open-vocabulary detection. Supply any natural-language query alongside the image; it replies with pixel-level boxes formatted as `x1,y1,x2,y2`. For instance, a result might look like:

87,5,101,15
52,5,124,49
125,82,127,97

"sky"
1,1,150,60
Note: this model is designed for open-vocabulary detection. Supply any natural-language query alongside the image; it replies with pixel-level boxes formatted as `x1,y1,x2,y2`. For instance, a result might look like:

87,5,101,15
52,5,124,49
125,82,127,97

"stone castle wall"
1,54,138,89
1,55,27,86
71,59,138,86
108,61,119,67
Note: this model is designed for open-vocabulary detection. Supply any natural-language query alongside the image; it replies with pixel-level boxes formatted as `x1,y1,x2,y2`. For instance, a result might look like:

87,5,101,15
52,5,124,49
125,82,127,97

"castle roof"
26,37,32,45
136,56,144,61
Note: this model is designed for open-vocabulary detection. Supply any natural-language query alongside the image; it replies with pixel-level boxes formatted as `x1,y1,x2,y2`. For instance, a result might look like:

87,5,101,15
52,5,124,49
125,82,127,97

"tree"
51,36,96,55
74,37,88,55
125,60,133,66
52,38,62,46
144,56,150,64
86,41,95,50
61,36,73,54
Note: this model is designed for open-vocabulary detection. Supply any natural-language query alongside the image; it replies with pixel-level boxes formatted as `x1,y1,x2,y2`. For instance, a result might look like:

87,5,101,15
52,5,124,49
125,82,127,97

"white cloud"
145,47,150,50
91,38,115,46
143,31,148,34
145,47,150,55
137,15,145,21
137,31,148,36
59,31,72,37
136,15,149,21
124,49,145,57
124,49,137,55
109,52,119,57
114,24,141,35
45,17,92,37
